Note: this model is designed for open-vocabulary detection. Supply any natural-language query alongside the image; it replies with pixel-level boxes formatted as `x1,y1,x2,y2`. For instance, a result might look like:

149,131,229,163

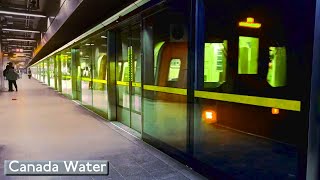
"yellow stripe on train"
142,85,301,112
195,90,300,111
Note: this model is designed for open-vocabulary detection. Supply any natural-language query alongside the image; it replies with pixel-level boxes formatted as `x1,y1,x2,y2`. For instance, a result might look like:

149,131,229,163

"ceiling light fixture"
6,38,36,42
8,45,34,48
15,48,24,52
2,28,41,33
0,10,46,18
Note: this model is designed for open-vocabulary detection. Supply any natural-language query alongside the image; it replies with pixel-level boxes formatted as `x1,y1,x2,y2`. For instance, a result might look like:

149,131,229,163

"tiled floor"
0,76,206,180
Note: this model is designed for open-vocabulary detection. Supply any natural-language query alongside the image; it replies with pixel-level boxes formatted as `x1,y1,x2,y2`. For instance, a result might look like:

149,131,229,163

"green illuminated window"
238,36,259,74
204,41,227,88
96,54,106,79
267,47,286,87
122,62,130,82
117,62,122,80
168,59,181,81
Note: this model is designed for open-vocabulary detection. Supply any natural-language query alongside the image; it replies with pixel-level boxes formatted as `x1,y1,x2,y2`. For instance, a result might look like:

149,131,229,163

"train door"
116,24,142,133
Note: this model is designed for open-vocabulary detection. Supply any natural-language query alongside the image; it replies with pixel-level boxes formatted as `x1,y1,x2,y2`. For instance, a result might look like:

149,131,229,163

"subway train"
30,0,316,179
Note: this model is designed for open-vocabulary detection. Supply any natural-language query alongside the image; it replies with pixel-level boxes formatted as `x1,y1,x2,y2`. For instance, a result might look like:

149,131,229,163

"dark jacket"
3,65,10,76
6,68,19,80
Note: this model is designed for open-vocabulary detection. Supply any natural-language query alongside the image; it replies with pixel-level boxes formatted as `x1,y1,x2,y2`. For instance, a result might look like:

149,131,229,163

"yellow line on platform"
132,82,141,87
62,75,71,79
117,81,129,86
92,79,107,84
81,77,91,82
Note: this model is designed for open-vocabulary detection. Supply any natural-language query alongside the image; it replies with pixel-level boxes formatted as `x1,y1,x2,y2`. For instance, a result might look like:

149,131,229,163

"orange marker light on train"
202,110,217,124
206,111,213,119
272,108,280,115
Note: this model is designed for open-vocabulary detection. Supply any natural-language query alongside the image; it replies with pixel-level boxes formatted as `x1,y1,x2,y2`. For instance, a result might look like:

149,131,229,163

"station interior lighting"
6,38,36,42
0,10,46,18
8,45,34,48
2,28,41,33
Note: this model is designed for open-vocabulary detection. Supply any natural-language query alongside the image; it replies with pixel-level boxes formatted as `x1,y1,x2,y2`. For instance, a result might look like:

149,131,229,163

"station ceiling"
0,0,139,67
29,0,136,66
0,0,58,66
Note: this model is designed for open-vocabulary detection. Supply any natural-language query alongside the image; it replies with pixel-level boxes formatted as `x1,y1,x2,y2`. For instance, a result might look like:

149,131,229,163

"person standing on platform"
28,68,32,79
6,66,19,92
19,69,23,79
3,65,9,80
3,62,13,89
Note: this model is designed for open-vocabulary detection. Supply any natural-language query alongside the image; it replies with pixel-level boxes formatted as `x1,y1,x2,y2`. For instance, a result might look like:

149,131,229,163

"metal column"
307,0,320,179
71,48,80,100
106,31,117,121
57,54,62,92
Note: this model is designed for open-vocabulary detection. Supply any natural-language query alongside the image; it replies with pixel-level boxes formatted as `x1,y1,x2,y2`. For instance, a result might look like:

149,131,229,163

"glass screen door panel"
116,29,131,127
116,24,142,133
130,26,142,132
80,45,93,106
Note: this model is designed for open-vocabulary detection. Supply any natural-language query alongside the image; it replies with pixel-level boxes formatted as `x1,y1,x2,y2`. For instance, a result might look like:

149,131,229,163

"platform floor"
0,76,206,180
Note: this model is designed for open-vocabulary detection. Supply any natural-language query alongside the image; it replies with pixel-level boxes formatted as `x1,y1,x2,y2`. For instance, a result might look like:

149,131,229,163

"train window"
168,58,181,81
154,42,165,76
122,62,130,82
267,47,287,87
117,62,122,80
238,36,259,74
204,41,227,88
134,61,137,77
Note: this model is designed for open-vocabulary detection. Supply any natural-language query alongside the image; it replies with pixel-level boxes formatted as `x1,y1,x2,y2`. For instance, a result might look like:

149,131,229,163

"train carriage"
30,0,319,179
